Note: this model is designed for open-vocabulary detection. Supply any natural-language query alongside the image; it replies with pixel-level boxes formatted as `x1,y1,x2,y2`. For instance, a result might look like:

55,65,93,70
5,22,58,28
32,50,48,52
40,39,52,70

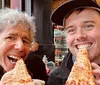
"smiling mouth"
76,44,91,50
8,55,21,64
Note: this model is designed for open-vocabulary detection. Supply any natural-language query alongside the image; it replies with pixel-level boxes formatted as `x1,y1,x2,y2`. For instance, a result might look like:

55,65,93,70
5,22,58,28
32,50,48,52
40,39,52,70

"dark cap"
51,0,100,26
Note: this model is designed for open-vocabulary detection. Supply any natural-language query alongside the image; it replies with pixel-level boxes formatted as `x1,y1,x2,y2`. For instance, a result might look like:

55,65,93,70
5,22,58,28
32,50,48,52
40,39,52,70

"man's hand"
91,62,100,85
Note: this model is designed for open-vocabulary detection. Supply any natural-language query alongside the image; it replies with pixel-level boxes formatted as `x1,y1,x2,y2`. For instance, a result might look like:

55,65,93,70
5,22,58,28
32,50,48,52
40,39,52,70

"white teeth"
9,55,20,59
78,45,90,49
8,55,21,64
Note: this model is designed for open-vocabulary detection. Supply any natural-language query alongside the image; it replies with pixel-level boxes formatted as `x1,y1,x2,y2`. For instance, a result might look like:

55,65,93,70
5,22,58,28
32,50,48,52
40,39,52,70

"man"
47,0,100,85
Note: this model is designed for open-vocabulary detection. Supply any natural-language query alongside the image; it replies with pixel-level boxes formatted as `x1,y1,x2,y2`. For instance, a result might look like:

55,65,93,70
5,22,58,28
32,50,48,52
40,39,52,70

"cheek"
0,40,7,51
91,31,100,44
25,47,30,56
0,42,7,62
67,35,74,47
27,49,30,55
90,28,100,39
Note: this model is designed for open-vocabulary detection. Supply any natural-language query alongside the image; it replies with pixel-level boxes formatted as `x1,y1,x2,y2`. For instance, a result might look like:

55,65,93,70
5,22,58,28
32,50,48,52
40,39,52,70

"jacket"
47,51,73,85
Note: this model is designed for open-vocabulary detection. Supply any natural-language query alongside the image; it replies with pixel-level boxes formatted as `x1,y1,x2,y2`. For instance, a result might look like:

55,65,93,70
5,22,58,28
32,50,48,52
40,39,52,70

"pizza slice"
1,58,35,85
65,48,96,85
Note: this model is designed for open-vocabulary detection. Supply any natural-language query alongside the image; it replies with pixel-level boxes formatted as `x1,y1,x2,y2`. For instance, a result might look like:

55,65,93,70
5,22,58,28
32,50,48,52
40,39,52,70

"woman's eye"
6,36,15,40
23,39,30,45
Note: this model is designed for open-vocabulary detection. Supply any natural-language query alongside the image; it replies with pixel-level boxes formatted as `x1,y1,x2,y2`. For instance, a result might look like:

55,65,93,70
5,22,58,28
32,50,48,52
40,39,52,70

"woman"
0,8,46,85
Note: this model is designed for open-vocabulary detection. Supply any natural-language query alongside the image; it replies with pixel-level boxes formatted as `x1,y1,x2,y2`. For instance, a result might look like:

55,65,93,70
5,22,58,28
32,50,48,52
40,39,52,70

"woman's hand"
33,79,45,85
91,62,100,85
0,70,45,85
0,79,45,85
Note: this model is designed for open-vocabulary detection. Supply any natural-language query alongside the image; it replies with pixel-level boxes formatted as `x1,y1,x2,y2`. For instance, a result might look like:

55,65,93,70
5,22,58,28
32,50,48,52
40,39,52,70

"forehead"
1,24,30,36
64,8,100,26
6,24,29,31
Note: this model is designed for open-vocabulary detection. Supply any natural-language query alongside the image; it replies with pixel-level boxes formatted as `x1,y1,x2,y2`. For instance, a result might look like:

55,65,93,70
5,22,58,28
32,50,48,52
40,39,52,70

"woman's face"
65,8,100,64
0,24,31,71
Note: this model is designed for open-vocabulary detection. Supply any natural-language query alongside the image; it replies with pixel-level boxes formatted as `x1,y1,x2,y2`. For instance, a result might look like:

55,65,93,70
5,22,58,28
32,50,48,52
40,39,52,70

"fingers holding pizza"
91,62,100,85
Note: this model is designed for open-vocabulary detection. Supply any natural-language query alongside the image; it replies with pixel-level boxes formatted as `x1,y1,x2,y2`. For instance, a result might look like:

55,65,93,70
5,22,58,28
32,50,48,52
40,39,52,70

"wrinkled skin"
0,24,31,72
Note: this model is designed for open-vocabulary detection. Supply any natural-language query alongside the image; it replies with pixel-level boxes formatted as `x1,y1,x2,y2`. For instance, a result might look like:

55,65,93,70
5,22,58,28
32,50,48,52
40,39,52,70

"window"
5,0,10,8
0,0,10,9
22,0,33,16
53,25,67,65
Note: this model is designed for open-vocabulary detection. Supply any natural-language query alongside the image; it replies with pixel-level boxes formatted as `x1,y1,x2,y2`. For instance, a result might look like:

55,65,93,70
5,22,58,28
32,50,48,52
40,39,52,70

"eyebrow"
8,33,31,42
65,25,74,30
7,33,18,37
65,21,95,29
83,20,95,24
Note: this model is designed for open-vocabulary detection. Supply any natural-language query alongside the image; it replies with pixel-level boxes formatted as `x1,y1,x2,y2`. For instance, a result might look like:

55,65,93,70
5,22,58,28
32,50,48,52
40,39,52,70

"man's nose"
75,29,87,41
14,39,24,51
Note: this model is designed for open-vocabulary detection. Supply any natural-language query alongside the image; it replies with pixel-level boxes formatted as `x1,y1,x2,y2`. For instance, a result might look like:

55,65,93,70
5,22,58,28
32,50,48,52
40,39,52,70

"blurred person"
29,42,49,81
47,0,100,85
25,51,48,84
0,8,47,85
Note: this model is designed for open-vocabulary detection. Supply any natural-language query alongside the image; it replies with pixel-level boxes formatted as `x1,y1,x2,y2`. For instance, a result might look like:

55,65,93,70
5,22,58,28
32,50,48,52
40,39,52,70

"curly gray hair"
0,8,36,46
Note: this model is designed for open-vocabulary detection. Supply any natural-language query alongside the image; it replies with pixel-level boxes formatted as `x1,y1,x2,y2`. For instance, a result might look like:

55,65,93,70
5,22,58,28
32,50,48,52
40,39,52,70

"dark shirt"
25,51,48,83
47,51,73,85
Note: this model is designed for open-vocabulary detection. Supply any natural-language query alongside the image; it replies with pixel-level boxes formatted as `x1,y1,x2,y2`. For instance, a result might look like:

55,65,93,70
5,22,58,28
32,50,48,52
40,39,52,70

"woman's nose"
14,39,24,51
75,29,87,41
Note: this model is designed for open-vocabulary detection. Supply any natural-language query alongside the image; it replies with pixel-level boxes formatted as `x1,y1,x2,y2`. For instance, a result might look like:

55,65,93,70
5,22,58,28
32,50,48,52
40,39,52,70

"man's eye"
67,28,76,34
84,24,94,30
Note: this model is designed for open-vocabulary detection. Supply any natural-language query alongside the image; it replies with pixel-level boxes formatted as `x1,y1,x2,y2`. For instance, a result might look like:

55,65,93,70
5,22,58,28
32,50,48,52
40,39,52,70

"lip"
7,54,25,64
8,56,19,64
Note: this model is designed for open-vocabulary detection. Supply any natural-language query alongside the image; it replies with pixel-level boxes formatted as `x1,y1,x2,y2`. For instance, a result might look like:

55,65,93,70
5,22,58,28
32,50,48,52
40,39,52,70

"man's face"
65,8,100,64
0,24,31,71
